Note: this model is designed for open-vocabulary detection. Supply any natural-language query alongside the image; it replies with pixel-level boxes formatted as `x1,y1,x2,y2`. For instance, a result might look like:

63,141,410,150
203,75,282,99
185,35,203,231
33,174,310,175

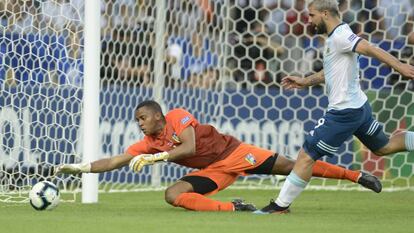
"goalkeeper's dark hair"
135,100,163,114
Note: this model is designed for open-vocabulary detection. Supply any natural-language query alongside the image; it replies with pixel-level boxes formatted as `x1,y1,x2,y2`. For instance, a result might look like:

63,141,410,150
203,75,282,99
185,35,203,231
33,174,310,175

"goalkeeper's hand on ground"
55,163,91,175
129,152,169,173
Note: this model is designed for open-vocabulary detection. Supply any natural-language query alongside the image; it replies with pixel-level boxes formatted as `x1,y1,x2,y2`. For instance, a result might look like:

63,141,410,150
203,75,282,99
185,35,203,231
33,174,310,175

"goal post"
1,0,414,204
150,0,167,188
82,0,100,204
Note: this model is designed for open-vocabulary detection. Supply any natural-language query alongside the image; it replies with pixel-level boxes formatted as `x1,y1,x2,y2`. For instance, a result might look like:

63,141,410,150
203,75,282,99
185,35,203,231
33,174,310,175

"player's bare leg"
166,179,256,212
164,181,194,205
270,154,381,193
374,131,414,156
254,149,313,214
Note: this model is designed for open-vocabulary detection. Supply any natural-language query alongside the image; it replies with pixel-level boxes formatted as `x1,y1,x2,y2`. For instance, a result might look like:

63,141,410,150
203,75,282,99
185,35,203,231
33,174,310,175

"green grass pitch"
2,190,413,233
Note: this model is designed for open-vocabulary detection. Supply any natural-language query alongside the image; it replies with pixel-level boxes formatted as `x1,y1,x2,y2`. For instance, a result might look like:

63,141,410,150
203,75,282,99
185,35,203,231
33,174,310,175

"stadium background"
0,0,414,198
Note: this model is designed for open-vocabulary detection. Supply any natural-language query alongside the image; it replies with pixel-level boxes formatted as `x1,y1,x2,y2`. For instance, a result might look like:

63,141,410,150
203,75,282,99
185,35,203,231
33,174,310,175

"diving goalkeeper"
55,100,381,212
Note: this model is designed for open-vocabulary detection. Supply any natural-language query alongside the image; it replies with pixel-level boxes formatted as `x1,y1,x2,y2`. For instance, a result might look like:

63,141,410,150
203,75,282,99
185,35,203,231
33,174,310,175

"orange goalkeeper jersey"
126,108,242,169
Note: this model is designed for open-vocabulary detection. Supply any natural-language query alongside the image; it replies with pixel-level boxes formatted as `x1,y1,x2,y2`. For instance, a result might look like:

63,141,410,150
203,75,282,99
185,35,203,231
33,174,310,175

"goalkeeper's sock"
173,193,234,211
405,131,414,151
312,160,359,183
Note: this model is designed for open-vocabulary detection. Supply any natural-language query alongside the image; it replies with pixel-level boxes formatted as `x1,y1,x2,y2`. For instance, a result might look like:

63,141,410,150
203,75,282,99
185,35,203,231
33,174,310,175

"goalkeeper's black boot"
253,199,290,214
232,199,257,212
357,172,382,193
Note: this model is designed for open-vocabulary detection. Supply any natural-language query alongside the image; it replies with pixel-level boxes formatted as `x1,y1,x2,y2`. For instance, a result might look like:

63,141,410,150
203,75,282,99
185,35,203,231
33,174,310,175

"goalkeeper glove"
129,152,169,173
55,163,91,175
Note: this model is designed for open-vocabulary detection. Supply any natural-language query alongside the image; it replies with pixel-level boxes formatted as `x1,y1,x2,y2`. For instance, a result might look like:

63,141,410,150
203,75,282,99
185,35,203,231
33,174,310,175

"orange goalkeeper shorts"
183,143,274,195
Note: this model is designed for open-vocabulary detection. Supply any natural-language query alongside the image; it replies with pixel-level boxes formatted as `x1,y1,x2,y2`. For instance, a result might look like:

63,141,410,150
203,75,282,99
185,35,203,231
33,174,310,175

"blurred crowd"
0,0,83,86
229,0,414,90
0,0,413,90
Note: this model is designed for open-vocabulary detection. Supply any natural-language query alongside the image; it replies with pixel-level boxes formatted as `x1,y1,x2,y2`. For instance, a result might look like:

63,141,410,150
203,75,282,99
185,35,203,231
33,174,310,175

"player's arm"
90,153,134,172
128,126,196,173
55,153,134,175
132,126,196,164
165,126,196,161
355,39,414,79
281,70,325,90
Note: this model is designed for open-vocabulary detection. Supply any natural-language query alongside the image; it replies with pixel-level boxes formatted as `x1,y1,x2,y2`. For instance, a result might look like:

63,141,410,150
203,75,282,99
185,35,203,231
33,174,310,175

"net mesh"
1,0,413,202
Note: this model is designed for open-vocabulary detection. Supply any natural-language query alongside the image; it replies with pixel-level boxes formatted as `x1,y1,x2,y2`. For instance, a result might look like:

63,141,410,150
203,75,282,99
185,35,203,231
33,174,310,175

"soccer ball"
29,181,60,211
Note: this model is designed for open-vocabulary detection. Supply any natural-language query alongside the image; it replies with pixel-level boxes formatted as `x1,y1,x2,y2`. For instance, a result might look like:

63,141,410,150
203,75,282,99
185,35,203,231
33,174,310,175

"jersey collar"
328,22,346,38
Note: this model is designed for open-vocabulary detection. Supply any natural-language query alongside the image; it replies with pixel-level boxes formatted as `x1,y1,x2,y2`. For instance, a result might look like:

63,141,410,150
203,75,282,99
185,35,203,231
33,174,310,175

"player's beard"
313,20,327,34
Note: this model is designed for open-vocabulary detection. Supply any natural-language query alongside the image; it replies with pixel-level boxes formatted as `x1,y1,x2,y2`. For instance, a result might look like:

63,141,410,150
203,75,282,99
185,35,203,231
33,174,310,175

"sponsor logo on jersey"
245,153,256,165
181,116,190,125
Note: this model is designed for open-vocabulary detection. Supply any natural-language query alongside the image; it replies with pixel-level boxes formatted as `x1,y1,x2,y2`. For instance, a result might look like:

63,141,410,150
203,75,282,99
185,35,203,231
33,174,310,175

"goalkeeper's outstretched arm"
90,154,134,172
55,153,134,175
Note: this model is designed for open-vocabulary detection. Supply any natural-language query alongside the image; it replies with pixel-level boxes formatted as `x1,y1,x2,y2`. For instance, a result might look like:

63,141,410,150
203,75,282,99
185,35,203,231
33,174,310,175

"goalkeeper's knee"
164,188,181,205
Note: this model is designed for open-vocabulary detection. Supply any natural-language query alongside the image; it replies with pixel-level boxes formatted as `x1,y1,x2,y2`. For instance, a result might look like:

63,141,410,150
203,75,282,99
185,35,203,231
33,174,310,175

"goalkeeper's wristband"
153,152,170,161
79,162,92,173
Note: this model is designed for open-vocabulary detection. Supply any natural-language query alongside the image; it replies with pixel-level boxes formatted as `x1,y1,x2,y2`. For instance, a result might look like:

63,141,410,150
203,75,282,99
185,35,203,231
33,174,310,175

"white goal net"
1,0,413,202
